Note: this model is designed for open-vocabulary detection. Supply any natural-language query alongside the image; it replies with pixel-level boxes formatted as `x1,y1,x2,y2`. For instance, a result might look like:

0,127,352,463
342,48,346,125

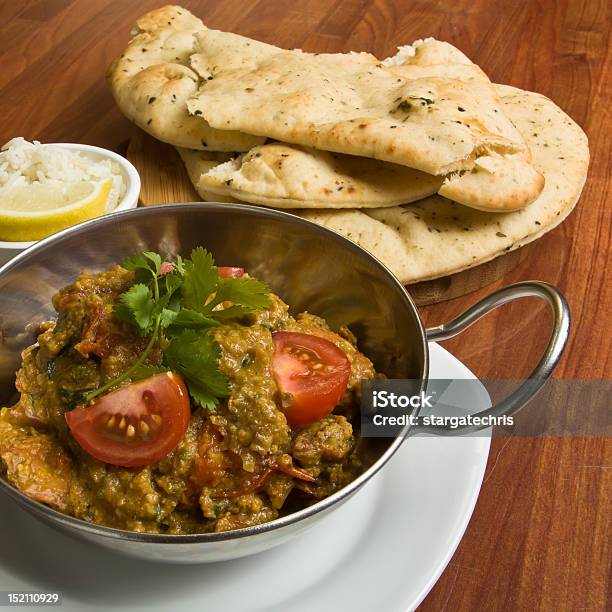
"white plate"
0,343,491,612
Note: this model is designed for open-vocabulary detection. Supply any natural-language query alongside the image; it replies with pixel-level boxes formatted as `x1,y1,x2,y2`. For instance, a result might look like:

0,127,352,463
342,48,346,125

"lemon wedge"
0,179,112,241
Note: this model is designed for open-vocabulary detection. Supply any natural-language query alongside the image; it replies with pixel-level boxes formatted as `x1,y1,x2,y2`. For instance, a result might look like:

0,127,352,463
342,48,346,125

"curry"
0,249,378,534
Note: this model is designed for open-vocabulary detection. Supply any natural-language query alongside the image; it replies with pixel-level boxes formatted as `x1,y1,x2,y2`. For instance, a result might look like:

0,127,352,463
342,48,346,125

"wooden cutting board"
127,131,530,306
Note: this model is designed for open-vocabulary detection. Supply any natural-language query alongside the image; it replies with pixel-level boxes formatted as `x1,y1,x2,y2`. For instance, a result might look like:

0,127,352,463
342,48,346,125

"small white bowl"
0,143,141,266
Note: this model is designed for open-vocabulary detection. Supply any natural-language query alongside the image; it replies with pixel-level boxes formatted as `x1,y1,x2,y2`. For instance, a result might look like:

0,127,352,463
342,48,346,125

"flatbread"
177,143,443,209
385,41,544,211
178,149,240,203
187,32,544,210
107,5,263,152
300,85,589,283
178,86,587,282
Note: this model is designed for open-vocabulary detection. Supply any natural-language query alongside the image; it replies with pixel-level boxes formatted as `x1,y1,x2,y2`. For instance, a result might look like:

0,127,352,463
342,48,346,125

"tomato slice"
271,331,351,428
65,372,190,468
218,266,244,278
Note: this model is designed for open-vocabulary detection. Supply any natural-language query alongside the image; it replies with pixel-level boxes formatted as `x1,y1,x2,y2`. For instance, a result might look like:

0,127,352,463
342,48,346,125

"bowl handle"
418,281,570,435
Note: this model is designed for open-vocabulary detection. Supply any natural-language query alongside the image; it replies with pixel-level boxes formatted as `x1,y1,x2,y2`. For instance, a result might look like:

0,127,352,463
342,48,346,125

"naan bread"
107,5,263,152
177,86,588,282
187,31,543,210
384,41,545,211
300,86,589,283
177,143,442,209
178,149,240,203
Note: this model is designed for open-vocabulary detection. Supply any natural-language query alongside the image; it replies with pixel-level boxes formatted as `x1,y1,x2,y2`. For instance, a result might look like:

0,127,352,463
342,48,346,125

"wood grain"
127,132,200,204
0,1,609,610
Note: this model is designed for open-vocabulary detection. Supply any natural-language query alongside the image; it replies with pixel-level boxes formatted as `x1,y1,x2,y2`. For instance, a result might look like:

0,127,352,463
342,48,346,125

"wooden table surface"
1,0,610,609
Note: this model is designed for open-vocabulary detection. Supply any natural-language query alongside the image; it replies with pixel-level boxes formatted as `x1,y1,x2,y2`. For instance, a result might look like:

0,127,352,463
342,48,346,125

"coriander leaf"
163,272,183,296
163,329,229,408
204,305,254,320
122,252,159,285
204,277,271,317
122,252,150,273
158,273,183,309
182,247,219,311
142,251,162,275
166,309,219,334
174,254,186,275
160,308,178,329
186,382,219,412
113,284,154,334
216,277,271,308
165,291,182,316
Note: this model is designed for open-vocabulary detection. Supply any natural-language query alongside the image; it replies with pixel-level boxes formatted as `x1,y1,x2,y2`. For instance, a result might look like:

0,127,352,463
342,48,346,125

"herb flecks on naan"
385,40,545,211
186,30,544,210
301,86,589,283
177,143,443,209
107,5,264,152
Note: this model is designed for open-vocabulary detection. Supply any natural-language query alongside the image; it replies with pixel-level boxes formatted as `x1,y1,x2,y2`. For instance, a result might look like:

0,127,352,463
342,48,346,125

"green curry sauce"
0,261,378,534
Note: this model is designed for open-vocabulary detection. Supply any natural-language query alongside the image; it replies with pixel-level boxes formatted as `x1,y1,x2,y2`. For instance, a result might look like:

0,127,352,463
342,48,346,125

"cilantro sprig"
84,248,271,410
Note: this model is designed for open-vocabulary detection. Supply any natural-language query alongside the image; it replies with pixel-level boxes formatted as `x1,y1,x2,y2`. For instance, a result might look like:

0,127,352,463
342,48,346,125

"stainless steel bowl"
0,204,570,563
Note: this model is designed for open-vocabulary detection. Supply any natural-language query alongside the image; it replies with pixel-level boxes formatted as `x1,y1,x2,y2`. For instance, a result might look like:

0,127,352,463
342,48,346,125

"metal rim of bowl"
0,202,429,544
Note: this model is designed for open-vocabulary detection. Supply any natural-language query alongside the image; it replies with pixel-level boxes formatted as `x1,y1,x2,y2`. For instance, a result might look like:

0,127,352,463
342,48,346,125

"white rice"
0,137,126,212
